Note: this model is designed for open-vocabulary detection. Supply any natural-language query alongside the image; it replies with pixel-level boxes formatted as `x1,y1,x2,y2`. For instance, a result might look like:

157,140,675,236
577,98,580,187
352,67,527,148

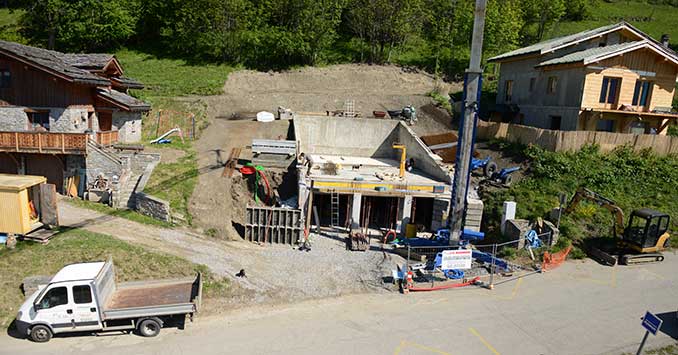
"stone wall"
0,106,100,135
135,192,171,222
112,111,142,143
0,107,28,131
85,143,123,185
50,107,95,133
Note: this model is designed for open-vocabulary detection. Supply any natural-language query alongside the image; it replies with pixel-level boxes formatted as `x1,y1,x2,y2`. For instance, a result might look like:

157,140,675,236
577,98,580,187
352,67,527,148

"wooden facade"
581,48,678,111
0,56,94,108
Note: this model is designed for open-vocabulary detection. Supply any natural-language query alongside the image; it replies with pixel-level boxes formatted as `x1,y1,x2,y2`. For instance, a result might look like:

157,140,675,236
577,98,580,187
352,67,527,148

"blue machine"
470,157,497,178
489,166,520,186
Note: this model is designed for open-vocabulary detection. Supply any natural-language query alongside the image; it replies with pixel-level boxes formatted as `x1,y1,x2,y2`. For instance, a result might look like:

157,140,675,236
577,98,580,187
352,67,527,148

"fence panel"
477,121,678,155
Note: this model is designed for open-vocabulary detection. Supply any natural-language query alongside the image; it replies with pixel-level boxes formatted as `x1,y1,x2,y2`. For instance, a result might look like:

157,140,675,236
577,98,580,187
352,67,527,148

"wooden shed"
0,173,58,235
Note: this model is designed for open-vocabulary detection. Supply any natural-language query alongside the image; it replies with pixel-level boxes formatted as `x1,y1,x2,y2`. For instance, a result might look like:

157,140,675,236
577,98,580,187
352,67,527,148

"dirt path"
59,202,396,306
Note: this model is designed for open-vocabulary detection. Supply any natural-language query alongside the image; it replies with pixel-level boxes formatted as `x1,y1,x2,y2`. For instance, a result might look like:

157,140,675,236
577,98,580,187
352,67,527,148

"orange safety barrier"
542,245,572,271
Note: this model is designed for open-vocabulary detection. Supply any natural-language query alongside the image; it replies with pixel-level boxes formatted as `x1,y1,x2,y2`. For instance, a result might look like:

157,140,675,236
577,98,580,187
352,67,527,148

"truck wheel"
30,325,52,343
138,319,161,337
484,162,497,178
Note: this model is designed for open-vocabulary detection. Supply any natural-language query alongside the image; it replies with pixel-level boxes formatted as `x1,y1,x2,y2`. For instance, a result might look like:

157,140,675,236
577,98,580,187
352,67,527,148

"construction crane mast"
447,0,487,243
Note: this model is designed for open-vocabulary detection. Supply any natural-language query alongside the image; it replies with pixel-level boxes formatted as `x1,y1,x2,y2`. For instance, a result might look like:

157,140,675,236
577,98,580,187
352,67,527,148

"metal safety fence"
398,232,554,291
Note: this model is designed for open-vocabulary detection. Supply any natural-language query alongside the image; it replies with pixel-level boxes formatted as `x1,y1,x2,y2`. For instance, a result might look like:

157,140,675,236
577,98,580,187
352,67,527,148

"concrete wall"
113,111,142,143
294,115,400,157
518,105,581,130
394,123,450,183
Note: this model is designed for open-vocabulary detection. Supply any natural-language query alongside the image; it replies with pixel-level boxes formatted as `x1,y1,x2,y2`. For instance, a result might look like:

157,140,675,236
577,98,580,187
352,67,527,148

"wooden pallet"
222,147,242,177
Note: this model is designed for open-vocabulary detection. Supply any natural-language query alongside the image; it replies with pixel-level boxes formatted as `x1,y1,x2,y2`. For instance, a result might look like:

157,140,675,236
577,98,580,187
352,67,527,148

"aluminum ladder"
330,191,340,227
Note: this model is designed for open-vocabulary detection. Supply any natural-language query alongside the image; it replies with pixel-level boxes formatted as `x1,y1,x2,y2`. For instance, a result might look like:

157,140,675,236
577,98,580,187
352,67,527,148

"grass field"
116,49,234,101
547,1,678,45
0,229,229,328
143,150,199,224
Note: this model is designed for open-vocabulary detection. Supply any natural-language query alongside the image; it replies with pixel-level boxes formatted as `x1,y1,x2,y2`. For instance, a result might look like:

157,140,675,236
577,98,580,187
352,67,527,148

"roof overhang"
584,41,678,66
583,107,678,120
0,48,110,86
96,89,150,112
545,24,641,54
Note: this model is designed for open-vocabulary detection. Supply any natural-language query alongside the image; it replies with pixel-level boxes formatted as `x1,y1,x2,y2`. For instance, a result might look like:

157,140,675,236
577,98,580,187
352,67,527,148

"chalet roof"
0,40,110,85
488,23,622,62
111,76,144,89
537,40,678,67
537,41,642,66
61,53,115,71
96,88,151,112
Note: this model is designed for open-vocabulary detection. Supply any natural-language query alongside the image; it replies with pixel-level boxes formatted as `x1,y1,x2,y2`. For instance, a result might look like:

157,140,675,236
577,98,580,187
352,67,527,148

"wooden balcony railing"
96,130,119,147
0,131,88,154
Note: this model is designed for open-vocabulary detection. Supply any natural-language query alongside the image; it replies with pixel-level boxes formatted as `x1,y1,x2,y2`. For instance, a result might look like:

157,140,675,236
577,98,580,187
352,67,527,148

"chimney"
661,34,670,48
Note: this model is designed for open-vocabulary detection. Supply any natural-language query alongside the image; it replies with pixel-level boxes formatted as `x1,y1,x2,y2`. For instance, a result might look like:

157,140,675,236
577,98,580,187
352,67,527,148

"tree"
17,0,138,52
521,0,566,42
347,0,424,64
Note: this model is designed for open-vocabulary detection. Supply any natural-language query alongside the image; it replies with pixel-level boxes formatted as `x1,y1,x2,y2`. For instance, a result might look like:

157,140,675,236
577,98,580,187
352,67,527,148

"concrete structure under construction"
294,115,483,235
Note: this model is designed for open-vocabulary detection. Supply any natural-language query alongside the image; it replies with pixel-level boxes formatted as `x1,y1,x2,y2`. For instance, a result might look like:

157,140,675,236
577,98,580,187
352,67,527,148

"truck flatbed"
106,279,195,310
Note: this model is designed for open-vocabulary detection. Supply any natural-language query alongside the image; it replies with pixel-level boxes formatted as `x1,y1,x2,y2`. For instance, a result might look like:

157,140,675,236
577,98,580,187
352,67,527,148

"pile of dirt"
188,120,293,239
202,63,461,136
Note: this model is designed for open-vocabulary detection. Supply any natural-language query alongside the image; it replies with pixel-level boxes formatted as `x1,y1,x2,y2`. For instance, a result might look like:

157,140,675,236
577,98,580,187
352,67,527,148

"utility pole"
447,0,487,243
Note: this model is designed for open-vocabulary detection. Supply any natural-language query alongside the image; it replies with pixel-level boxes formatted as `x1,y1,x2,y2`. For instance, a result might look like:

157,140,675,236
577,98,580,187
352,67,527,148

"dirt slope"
202,64,461,136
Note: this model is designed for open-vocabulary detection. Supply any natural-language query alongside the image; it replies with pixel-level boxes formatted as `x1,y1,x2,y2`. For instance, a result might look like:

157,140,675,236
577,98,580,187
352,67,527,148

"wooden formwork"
245,206,302,244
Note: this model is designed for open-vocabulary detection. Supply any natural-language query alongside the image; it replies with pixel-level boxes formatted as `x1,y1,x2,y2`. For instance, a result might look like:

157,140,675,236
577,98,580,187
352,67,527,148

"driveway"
2,252,678,355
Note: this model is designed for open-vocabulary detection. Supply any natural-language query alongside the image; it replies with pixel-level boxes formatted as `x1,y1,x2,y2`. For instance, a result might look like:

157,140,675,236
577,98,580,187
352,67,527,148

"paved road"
2,255,678,355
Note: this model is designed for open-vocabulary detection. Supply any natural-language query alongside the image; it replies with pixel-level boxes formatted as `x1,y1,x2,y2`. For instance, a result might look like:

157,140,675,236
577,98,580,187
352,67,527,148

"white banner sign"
441,249,472,270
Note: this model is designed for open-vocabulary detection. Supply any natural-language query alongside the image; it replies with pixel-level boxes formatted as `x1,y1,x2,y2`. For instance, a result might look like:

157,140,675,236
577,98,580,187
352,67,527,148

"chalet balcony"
95,130,119,147
0,131,89,154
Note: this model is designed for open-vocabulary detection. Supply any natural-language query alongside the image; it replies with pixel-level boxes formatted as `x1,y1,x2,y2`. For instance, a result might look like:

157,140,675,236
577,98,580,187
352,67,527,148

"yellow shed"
0,174,47,235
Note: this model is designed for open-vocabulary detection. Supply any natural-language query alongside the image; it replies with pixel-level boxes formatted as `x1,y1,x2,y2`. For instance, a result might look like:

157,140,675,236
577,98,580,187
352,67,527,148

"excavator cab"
624,209,671,252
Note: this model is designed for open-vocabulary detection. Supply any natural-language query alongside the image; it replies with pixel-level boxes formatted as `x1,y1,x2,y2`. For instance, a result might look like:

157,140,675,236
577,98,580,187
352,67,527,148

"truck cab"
15,260,201,343
624,209,671,253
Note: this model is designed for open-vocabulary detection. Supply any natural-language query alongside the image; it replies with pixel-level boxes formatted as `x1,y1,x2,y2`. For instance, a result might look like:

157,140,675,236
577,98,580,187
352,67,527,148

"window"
0,69,10,88
632,80,653,107
73,285,92,304
529,78,536,92
550,116,562,130
599,77,621,104
547,76,557,94
629,121,648,135
28,111,50,131
36,287,68,310
596,119,615,132
504,80,513,102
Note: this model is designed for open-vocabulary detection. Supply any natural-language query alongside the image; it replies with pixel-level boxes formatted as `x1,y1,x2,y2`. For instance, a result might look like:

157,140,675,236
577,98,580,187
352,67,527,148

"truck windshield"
36,287,68,310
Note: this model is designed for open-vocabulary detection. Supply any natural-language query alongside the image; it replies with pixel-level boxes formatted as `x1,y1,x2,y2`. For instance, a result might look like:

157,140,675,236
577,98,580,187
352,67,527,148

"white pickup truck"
15,260,202,343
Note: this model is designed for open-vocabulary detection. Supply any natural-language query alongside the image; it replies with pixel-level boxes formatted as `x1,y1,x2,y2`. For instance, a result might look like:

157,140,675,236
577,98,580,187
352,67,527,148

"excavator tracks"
587,245,664,266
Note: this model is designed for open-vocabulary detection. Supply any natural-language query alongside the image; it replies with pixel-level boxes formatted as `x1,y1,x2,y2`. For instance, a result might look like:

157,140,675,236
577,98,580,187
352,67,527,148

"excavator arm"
564,187,626,238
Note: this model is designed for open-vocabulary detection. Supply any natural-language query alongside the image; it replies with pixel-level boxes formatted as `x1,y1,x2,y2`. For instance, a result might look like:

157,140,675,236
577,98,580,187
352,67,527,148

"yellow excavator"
564,187,671,265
